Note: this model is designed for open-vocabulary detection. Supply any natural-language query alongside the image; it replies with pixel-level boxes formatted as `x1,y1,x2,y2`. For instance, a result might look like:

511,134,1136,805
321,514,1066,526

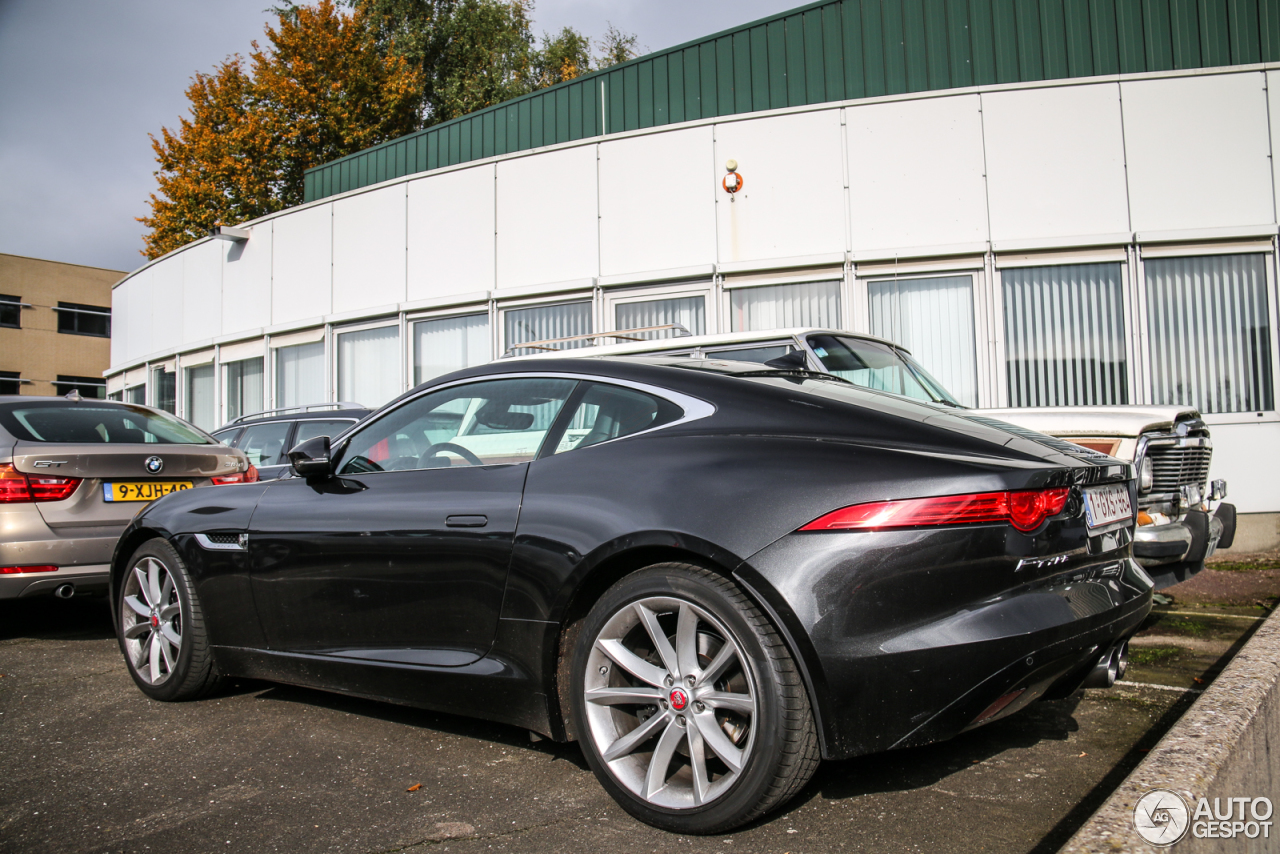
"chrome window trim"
333,371,717,474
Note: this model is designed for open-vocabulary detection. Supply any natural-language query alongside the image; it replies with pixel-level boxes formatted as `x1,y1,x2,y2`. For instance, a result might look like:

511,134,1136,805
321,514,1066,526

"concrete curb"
1061,607,1280,853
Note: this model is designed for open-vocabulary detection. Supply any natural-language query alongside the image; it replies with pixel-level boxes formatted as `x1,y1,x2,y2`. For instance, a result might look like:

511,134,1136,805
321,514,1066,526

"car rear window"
294,419,356,445
0,403,211,444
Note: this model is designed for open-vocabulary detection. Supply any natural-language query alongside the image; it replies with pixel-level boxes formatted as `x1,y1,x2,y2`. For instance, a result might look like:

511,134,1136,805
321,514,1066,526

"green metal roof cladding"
303,0,1280,203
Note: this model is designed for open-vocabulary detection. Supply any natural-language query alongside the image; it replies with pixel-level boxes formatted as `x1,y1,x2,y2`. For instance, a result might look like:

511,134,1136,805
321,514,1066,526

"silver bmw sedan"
0,394,253,600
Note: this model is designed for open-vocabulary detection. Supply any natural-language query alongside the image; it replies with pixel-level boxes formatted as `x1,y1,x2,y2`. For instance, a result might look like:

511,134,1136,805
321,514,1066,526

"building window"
869,275,978,408
276,341,326,409
729,281,840,332
503,301,592,355
413,313,489,386
615,295,706,341
224,358,264,422
0,371,20,395
150,367,176,412
124,385,146,405
1146,254,1274,414
337,325,400,407
56,302,111,337
186,364,215,430
54,376,107,399
108,390,123,401
0,295,21,329
1002,263,1129,408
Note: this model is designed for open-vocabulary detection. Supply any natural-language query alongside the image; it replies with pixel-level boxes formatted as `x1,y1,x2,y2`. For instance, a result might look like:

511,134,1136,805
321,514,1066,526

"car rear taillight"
0,565,58,574
800,488,1071,533
211,464,259,485
0,464,81,503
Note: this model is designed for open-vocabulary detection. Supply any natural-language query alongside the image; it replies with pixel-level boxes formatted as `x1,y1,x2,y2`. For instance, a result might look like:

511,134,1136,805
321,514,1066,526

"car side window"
338,378,577,474
294,419,355,446
238,422,292,467
553,383,683,454
211,428,240,446
705,344,792,364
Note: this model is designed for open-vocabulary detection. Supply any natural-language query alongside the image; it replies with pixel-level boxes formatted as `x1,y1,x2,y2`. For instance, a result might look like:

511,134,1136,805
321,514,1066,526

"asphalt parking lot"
1,568,1274,854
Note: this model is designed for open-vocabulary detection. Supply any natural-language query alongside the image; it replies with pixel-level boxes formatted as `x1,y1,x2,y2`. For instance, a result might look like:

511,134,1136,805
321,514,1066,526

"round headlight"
1138,457,1154,493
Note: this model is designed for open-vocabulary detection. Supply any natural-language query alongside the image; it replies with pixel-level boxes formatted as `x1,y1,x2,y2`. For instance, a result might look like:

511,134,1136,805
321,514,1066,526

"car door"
247,376,579,665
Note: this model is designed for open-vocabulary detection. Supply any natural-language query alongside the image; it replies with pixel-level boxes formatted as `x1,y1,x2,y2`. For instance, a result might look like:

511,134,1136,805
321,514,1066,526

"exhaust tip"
1082,642,1128,689
54,583,75,599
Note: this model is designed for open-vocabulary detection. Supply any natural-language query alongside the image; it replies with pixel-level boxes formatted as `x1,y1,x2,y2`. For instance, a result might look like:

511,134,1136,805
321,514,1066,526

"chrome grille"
1147,444,1212,494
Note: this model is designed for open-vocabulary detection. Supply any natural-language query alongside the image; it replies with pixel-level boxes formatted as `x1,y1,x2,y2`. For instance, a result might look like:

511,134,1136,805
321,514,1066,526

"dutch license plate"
1083,483,1133,529
102,481,194,502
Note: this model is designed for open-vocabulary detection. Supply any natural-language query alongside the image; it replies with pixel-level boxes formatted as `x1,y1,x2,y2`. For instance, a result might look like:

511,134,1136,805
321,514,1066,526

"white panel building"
107,51,1280,550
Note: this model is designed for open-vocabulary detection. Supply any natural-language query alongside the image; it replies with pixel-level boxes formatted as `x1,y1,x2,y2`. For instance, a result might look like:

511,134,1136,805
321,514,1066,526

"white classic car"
506,327,1235,590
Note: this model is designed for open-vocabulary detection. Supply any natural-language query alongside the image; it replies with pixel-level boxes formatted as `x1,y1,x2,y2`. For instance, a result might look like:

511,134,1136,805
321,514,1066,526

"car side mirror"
288,435,333,479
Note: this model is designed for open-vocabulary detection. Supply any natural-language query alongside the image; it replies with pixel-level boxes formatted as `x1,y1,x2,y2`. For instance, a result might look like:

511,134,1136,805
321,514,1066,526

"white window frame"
603,280,716,340
221,355,265,424
854,266,989,408
496,293,595,356
405,304,492,388
992,247,1134,411
1134,241,1279,425
332,317,403,408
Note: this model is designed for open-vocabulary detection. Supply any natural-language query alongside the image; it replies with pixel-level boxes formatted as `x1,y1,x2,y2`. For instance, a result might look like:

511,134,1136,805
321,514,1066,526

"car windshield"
0,403,212,444
806,334,961,407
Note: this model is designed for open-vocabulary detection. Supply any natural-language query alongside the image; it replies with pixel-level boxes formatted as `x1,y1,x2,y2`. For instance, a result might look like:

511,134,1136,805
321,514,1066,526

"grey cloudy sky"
0,0,801,275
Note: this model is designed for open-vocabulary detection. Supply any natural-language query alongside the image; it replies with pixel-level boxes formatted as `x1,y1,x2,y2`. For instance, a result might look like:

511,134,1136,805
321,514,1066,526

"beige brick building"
0,253,123,398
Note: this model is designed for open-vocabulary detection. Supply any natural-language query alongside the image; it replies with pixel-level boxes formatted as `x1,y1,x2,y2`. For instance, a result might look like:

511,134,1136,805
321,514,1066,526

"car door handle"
446,515,488,528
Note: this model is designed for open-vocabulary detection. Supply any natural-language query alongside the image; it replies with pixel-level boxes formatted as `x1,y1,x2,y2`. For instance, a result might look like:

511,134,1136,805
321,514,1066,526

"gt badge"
144,456,164,474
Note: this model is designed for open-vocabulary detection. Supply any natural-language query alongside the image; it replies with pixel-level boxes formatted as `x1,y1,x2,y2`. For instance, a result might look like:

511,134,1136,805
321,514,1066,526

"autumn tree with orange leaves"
139,0,421,259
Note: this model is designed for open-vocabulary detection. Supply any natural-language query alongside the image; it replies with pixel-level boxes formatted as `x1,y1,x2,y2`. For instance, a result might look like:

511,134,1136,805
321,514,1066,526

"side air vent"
194,533,247,551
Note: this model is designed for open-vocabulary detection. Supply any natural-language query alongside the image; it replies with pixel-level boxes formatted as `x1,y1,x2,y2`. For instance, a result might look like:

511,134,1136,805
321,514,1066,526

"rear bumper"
1135,505,1235,590
0,564,110,598
739,522,1153,760
0,506,122,599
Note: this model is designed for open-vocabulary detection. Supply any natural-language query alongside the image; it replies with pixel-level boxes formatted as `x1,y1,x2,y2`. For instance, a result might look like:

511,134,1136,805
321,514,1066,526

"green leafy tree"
595,23,641,68
347,0,637,122
139,0,421,259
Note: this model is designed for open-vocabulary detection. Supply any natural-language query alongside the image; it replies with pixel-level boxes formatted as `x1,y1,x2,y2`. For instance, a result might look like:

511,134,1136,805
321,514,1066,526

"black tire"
570,562,819,834
116,537,222,701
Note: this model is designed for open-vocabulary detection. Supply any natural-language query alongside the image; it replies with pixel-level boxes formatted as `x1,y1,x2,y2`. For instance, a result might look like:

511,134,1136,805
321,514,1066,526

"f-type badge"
144,456,164,474
1015,554,1069,572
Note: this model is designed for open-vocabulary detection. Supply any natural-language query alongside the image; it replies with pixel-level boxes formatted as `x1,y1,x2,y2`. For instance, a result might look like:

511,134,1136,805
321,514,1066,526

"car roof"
213,408,371,432
499,327,911,361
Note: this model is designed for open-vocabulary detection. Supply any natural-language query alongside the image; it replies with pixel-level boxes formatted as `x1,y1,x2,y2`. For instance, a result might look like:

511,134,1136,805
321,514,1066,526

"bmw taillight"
211,464,259,485
800,488,1071,533
0,464,81,503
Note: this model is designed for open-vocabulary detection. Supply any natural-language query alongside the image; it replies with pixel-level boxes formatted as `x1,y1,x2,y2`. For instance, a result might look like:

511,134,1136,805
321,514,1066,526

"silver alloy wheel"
120,556,183,685
583,596,757,809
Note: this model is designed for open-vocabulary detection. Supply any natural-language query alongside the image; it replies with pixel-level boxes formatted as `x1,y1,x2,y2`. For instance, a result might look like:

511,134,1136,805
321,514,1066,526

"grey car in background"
0,395,253,599
210,403,369,480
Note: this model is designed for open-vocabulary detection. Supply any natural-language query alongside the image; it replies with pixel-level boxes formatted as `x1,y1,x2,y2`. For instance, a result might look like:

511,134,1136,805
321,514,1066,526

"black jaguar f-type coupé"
111,356,1151,833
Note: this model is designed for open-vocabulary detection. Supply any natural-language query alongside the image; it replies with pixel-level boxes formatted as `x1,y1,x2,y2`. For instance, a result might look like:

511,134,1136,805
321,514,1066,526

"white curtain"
224,358,264,422
504,301,592,354
1146,254,1273,414
615,296,705,340
337,326,401,407
730,281,840,332
414,314,490,385
275,341,326,408
869,275,978,407
185,364,215,430
1002,263,1128,408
